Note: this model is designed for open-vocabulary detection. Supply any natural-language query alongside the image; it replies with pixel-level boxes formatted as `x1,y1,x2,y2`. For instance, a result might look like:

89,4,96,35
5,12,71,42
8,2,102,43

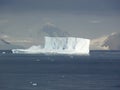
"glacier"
12,37,90,55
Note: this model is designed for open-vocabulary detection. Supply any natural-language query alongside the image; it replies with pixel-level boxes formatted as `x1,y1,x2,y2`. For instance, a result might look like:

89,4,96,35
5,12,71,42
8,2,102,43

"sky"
0,0,120,41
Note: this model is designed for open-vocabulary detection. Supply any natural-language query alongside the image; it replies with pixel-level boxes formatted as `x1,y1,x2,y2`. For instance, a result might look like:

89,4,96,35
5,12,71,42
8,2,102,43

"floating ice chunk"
2,52,6,54
12,37,90,55
32,83,37,86
29,81,37,86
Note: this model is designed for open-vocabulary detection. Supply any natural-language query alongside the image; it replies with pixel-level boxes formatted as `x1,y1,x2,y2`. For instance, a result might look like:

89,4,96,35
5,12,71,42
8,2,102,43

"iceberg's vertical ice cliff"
44,37,69,50
12,37,90,55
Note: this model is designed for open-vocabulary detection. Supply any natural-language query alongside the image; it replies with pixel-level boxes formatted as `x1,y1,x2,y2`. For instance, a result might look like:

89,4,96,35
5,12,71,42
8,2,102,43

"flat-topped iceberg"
12,37,90,55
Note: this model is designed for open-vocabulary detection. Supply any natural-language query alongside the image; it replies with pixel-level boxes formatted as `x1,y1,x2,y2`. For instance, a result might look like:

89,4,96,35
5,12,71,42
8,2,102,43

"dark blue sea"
0,50,120,90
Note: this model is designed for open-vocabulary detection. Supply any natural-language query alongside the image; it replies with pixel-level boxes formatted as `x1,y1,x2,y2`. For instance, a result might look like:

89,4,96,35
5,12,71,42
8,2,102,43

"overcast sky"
0,0,120,39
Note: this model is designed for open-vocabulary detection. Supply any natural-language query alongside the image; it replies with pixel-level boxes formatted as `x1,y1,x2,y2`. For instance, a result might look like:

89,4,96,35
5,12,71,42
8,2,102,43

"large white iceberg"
12,37,90,55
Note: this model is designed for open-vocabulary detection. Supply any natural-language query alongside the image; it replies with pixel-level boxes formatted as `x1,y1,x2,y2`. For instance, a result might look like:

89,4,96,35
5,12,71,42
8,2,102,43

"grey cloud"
1,0,120,14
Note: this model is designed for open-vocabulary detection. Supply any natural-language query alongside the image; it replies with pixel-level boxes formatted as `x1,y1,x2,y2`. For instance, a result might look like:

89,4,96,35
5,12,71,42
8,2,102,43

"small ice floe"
2,52,6,54
29,81,38,86
32,83,37,86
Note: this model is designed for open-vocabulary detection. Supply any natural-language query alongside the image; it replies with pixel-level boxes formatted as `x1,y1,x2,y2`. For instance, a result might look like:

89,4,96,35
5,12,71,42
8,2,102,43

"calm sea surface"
0,50,120,90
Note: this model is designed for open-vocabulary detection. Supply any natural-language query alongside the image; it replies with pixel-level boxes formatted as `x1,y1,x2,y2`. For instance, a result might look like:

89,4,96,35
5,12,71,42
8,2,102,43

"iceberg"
12,37,90,55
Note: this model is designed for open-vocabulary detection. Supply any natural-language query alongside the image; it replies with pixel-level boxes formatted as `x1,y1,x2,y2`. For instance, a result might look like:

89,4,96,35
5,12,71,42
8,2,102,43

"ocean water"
0,50,120,90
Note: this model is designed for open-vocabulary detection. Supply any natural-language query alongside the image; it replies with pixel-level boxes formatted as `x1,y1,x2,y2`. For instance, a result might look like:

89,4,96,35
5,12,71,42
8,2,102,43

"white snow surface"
12,37,90,55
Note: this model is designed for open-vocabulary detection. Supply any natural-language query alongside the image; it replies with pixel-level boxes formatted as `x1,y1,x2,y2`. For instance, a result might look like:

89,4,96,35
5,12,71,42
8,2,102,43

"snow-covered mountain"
103,32,120,50
90,36,109,50
90,32,120,50
0,37,23,50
